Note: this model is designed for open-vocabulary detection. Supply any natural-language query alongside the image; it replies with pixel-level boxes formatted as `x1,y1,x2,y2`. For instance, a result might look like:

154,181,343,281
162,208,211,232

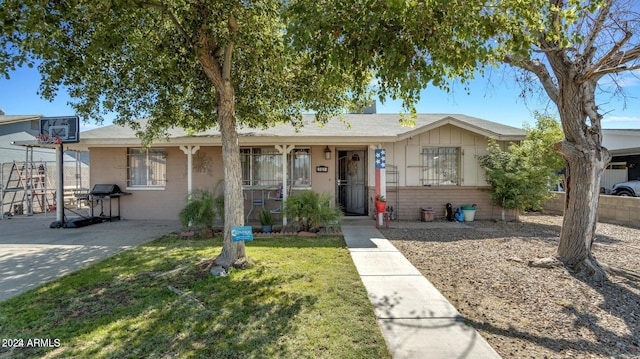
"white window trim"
127,148,167,189
125,186,166,191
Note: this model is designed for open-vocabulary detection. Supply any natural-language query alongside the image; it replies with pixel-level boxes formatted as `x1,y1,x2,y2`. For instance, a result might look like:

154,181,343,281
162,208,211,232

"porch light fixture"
324,146,331,160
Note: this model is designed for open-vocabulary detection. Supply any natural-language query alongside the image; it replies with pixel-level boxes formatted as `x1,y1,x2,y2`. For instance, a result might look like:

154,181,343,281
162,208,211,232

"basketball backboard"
39,116,80,143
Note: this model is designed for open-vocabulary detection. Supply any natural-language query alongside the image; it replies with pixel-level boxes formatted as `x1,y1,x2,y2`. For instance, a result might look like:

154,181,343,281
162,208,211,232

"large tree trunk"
195,12,246,268
214,84,247,268
555,80,610,280
557,143,607,279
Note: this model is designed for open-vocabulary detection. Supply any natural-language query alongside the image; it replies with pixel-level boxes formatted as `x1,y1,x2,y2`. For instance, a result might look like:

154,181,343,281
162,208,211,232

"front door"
337,150,366,215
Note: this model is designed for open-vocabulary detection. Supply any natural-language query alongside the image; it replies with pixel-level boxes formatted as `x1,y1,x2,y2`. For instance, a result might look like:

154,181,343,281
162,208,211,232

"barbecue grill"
90,184,130,221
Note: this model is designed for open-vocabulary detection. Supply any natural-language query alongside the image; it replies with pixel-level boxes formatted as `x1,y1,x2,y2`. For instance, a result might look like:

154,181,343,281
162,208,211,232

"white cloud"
602,116,640,123
602,116,640,129
600,70,640,88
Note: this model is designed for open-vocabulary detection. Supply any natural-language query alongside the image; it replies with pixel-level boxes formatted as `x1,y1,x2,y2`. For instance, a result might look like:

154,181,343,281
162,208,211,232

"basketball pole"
56,142,64,226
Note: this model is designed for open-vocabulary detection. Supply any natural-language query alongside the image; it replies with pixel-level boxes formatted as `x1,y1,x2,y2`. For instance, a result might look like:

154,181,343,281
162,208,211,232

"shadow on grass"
157,234,346,249
246,235,345,248
0,241,318,358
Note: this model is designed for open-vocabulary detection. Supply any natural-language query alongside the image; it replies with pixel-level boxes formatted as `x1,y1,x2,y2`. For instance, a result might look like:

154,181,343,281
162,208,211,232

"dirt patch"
381,214,640,358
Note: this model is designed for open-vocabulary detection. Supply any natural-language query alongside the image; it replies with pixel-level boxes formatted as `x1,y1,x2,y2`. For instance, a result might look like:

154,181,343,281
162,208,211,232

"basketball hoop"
34,134,63,145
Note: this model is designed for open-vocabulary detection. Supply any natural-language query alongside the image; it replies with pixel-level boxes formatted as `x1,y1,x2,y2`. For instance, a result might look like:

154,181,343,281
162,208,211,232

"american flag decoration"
375,149,386,169
374,148,387,226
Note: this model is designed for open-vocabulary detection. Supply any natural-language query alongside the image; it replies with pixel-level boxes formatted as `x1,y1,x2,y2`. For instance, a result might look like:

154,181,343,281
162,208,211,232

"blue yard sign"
231,226,254,242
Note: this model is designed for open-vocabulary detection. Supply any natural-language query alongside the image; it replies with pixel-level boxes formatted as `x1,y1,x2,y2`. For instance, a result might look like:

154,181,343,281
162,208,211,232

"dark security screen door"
337,150,366,215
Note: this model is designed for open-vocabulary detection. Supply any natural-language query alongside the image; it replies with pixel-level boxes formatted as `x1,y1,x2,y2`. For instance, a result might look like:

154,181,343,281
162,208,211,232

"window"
421,147,459,186
128,148,166,188
241,147,311,187
290,149,311,187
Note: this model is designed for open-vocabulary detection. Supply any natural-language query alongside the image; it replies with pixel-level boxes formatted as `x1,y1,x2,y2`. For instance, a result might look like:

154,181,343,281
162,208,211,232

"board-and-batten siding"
371,125,517,221
391,124,491,187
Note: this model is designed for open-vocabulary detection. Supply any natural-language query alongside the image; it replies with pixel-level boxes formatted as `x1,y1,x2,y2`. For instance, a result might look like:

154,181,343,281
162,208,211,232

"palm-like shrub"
283,191,342,232
179,190,224,230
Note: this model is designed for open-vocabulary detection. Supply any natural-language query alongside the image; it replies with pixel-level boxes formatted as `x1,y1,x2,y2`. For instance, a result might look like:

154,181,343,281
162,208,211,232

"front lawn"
0,235,389,358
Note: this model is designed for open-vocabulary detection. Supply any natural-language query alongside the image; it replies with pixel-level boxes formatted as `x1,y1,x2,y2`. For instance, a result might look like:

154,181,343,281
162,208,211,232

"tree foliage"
0,0,370,267
479,115,564,219
285,0,501,119
0,0,365,138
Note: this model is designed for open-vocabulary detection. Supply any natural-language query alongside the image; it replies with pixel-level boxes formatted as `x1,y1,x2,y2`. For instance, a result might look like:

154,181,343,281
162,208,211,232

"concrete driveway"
0,216,181,302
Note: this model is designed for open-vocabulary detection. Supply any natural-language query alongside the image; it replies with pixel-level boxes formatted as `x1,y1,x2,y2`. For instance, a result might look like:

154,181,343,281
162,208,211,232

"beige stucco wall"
90,145,339,221
190,146,225,193
310,145,336,196
90,146,190,221
88,127,510,221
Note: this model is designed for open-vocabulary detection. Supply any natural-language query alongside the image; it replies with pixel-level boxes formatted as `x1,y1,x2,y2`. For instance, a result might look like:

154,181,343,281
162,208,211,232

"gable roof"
74,113,524,149
0,115,42,126
0,131,86,164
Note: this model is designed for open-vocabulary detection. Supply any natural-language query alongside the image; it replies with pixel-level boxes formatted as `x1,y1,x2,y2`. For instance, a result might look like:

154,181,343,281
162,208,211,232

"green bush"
283,191,342,232
179,190,224,230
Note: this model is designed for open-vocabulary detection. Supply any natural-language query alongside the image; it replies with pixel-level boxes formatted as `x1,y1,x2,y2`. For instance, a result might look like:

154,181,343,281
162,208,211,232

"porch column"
275,144,294,226
180,145,200,197
374,146,387,227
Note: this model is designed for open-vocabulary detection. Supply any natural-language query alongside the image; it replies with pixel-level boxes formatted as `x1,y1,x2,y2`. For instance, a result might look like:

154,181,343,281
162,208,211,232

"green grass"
0,236,390,359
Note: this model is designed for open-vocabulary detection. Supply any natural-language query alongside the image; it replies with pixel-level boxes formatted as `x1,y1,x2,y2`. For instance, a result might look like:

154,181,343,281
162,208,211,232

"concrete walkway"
342,218,501,359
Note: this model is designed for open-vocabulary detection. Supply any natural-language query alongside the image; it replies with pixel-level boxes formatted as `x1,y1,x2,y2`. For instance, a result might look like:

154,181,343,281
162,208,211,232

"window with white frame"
128,148,167,188
421,147,460,186
241,147,311,187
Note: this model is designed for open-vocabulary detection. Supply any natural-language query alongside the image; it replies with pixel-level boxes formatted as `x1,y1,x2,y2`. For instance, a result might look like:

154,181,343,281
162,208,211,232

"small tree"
479,115,564,221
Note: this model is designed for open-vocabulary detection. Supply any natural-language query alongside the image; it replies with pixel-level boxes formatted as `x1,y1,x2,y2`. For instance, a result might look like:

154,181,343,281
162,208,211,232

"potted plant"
375,195,387,213
259,209,275,233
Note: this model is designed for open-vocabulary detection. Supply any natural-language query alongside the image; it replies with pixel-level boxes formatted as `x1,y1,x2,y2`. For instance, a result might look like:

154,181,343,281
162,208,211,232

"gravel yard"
380,214,640,359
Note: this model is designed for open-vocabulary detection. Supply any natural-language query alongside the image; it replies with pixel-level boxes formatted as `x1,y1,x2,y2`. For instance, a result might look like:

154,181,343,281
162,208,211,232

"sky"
1,64,639,132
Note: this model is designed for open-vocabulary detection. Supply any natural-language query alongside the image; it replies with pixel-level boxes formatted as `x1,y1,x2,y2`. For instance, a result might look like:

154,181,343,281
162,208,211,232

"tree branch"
581,1,611,65
138,1,194,49
505,55,559,104
191,4,224,91
591,63,640,78
579,30,633,83
614,43,640,64
222,14,237,82
198,27,224,90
